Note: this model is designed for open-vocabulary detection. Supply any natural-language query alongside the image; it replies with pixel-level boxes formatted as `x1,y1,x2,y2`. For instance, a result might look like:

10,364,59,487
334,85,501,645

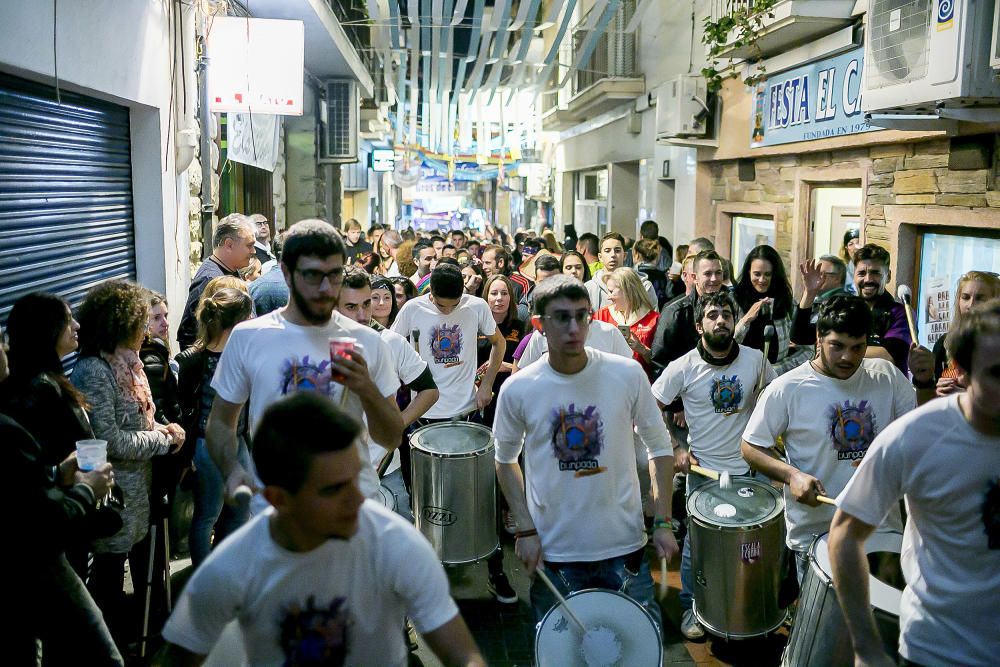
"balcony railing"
570,0,638,96
709,0,755,23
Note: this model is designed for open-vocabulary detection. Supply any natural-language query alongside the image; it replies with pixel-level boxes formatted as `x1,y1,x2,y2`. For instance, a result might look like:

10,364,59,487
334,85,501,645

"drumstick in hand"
896,285,919,344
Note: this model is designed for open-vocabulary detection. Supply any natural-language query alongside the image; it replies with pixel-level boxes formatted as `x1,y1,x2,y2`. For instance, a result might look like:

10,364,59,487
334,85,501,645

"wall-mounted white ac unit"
655,75,710,139
319,79,359,164
863,0,1000,115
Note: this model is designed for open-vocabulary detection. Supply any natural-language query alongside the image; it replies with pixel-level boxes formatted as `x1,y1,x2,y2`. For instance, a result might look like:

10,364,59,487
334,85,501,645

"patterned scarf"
101,347,156,429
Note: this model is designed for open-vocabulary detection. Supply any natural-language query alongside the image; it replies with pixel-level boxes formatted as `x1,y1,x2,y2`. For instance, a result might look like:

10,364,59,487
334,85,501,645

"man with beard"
741,296,915,582
651,291,776,639
494,275,678,631
851,244,911,373
162,393,485,666
585,232,656,312
205,219,403,508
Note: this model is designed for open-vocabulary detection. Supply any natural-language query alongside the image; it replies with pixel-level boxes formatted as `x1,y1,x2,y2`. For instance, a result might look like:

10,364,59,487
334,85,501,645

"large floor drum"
782,531,902,667
688,478,787,638
410,422,498,565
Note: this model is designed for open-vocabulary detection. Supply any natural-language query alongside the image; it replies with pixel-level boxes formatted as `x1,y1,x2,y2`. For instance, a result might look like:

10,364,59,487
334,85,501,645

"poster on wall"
750,47,876,148
916,233,1000,349
227,113,281,172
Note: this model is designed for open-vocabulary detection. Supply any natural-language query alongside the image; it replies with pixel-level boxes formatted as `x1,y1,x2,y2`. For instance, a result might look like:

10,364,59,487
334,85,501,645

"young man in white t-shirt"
206,220,403,506
337,270,440,521
741,296,915,581
493,275,679,630
161,393,485,666
828,301,1000,667
651,290,776,639
389,263,515,602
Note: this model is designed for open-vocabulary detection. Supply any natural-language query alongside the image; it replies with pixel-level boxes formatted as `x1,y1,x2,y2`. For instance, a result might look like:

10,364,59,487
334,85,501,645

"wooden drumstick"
535,568,587,634
689,463,719,480
757,325,775,394
896,285,919,344
816,494,837,506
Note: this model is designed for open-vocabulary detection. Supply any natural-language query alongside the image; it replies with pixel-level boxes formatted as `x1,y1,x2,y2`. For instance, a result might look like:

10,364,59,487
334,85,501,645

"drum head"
688,477,783,527
815,531,903,616
535,589,662,667
409,421,494,456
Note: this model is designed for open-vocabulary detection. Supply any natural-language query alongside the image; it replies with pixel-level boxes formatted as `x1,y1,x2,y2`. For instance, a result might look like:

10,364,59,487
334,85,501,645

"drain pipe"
197,20,214,260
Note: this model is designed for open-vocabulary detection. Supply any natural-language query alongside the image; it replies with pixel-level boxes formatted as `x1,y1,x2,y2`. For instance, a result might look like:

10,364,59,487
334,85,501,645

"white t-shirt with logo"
742,358,915,551
837,395,1000,666
494,349,671,562
652,345,776,475
391,293,496,419
211,310,398,499
517,319,632,369
162,502,458,666
368,327,428,472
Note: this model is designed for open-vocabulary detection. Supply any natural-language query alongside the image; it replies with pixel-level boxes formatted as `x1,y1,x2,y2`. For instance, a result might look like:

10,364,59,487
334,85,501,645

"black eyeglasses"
295,267,345,287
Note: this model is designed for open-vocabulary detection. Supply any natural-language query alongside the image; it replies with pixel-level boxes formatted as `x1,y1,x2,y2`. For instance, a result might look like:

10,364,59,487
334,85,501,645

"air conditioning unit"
319,79,359,164
863,0,1000,115
655,75,711,139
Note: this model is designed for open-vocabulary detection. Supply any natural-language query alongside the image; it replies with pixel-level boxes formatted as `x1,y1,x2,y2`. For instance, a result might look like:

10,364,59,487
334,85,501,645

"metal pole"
198,28,214,259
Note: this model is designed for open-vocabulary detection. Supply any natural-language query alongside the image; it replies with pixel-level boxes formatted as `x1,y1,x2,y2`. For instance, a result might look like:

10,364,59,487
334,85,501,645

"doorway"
810,186,862,259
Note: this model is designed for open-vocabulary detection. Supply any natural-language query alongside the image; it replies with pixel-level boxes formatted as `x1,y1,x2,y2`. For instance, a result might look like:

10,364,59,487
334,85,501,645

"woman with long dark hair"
370,277,400,328
0,293,91,465
560,250,592,283
733,245,811,374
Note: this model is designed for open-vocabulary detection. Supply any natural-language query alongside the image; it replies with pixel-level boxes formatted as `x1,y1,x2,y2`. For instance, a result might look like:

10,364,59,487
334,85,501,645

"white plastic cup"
76,439,108,471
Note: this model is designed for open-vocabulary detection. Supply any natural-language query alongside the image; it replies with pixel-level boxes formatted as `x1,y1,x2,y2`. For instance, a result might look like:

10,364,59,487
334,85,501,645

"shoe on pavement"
487,573,519,604
681,609,705,640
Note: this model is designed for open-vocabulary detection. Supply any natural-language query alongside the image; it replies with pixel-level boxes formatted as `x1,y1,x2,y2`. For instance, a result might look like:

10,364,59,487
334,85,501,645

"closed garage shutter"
0,72,137,326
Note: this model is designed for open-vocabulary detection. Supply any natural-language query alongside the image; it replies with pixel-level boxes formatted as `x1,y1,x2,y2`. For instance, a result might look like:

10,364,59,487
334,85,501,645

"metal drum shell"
410,422,499,565
688,480,787,639
781,531,902,667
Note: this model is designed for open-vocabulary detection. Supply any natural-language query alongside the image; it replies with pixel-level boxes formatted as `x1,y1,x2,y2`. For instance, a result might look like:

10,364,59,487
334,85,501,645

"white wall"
0,0,190,341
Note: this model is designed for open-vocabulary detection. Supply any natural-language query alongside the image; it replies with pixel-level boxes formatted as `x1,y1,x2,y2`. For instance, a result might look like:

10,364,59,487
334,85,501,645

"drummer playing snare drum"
651,291,776,640
493,276,679,632
829,300,1000,667
740,296,915,584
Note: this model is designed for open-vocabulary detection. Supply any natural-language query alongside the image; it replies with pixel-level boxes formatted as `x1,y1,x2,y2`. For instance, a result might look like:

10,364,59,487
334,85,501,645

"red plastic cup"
329,337,356,382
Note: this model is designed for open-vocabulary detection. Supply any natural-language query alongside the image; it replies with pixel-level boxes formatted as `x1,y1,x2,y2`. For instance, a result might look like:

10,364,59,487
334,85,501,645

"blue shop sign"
750,47,874,148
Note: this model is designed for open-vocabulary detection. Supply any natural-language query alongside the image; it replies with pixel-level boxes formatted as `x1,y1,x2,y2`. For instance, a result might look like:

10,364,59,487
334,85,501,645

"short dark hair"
442,243,456,252
535,253,562,273
695,291,738,322
281,219,345,271
577,233,599,256
467,239,481,248
430,264,464,299
450,229,466,238
634,238,660,263
343,267,372,291
945,298,1000,375
430,235,445,245
600,231,625,247
253,393,362,494
816,295,873,339
853,243,890,267
412,242,434,260
692,249,724,273
533,274,590,316
639,220,658,240
483,244,511,272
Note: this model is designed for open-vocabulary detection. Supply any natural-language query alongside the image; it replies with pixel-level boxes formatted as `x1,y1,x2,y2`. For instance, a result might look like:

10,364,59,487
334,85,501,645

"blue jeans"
529,549,662,635
190,437,252,566
380,469,413,522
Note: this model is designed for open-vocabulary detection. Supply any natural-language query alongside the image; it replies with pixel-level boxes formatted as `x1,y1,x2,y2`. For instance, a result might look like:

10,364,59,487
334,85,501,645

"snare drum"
410,421,498,565
782,531,902,667
376,484,397,511
535,589,662,667
687,477,787,638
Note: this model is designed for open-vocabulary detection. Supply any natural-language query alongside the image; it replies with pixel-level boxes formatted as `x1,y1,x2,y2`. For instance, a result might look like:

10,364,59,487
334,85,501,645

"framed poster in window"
731,216,776,271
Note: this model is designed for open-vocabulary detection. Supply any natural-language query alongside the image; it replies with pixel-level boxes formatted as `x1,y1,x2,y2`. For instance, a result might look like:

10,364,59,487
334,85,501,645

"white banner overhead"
227,113,281,172
208,17,304,115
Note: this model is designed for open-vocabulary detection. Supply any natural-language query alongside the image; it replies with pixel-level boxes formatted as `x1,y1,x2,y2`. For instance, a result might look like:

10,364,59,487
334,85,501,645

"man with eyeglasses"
206,219,404,509
250,213,275,265
390,263,517,603
494,275,678,630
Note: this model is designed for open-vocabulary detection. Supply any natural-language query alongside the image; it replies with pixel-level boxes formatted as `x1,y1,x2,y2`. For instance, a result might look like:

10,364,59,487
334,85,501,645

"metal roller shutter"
0,72,137,326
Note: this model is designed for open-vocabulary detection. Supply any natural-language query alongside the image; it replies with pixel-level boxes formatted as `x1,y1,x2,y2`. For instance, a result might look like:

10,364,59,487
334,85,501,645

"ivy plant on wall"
701,0,778,93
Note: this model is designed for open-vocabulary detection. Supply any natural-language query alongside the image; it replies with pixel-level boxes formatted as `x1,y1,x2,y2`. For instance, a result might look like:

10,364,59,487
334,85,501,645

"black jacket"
176,346,249,442
140,337,182,425
0,373,92,466
177,256,241,349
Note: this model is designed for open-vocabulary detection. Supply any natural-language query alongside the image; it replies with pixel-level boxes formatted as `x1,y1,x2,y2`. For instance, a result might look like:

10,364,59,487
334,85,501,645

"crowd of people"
3,210,998,666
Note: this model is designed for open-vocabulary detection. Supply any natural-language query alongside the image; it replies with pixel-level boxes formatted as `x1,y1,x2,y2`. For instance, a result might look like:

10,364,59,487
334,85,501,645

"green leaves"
700,0,778,92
